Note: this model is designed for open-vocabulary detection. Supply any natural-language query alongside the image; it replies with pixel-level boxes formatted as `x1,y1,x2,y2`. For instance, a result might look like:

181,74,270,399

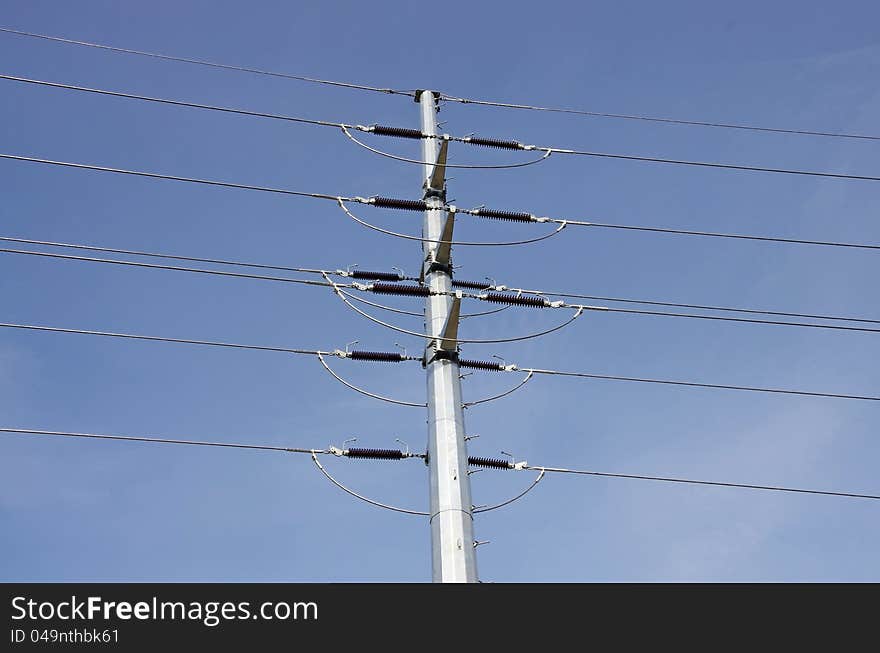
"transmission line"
0,427,326,454
0,27,414,97
0,248,345,288
521,464,880,500
0,153,346,200
0,322,334,357
3,27,876,141
0,73,354,129
3,153,879,252
438,93,880,141
6,73,880,183
519,367,880,402
4,427,877,502
4,245,878,335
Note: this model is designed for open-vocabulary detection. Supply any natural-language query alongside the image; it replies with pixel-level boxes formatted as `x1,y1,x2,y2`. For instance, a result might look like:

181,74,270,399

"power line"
525,287,880,325
5,244,877,335
3,26,874,143
521,367,880,402
0,427,325,454
7,319,873,402
0,322,333,357
4,152,878,253
5,426,877,502
522,464,880,500
9,235,877,328
0,247,343,288
457,204,880,251
0,236,331,275
546,146,880,182
7,73,880,184
439,93,880,142
0,152,346,200
469,291,880,334
7,236,876,325
0,73,352,128
0,27,415,97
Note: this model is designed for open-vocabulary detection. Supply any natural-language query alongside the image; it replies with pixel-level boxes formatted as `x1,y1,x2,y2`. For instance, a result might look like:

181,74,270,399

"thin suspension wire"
523,464,880,501
0,322,332,357
315,353,427,408
463,372,535,408
0,73,352,128
311,454,429,516
0,153,347,201
341,126,553,169
521,367,880,402
439,93,880,141
0,27,415,97
473,469,546,513
0,427,327,455
0,248,345,288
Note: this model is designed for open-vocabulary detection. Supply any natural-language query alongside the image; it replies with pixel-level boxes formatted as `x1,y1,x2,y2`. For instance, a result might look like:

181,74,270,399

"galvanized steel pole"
418,90,478,582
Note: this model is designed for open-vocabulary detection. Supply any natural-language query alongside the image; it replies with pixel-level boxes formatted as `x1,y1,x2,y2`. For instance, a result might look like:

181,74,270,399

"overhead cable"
522,463,880,500
4,236,873,326
0,427,326,454
0,27,415,97
3,27,875,142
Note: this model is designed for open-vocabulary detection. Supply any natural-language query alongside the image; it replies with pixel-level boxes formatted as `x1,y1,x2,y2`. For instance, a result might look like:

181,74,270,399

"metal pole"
418,90,478,582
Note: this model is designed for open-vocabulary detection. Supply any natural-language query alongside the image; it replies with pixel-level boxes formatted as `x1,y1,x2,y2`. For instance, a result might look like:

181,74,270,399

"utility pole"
418,90,478,583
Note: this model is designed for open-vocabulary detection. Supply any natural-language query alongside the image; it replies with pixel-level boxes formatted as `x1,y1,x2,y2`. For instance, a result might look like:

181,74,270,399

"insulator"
370,125,425,140
452,279,492,290
482,292,546,308
471,207,534,222
349,350,405,363
468,456,512,469
458,359,505,372
371,196,428,212
350,269,403,282
465,136,524,150
346,447,404,460
371,282,430,297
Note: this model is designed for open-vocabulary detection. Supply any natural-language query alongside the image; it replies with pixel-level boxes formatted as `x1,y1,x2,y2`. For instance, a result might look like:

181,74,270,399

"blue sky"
1,0,879,582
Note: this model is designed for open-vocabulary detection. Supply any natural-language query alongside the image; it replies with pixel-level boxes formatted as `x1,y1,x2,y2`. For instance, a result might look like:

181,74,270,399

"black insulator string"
337,199,569,247
340,126,553,169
